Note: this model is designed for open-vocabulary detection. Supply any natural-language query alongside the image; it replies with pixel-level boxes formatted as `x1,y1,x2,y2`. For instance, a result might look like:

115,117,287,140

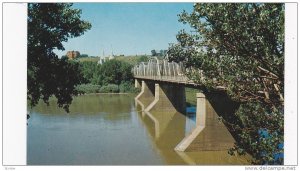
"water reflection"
135,99,192,164
32,94,132,115
185,109,196,136
135,98,250,165
28,94,163,165
28,94,249,165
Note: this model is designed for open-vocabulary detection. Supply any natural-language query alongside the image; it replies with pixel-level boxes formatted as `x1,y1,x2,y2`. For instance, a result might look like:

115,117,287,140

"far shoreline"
78,92,136,96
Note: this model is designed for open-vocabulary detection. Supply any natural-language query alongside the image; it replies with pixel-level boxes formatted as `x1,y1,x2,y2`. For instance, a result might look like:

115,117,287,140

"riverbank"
78,87,199,106
79,92,133,95
75,83,140,94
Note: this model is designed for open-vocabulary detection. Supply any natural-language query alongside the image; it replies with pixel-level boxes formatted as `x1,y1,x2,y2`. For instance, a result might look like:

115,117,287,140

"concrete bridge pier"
196,93,206,127
175,92,235,152
134,79,141,89
155,83,186,114
137,81,186,140
136,80,186,114
135,80,155,108
135,80,186,140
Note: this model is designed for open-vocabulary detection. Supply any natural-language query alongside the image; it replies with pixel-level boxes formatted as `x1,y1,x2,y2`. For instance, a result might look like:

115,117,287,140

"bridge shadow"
155,82,186,114
202,89,243,142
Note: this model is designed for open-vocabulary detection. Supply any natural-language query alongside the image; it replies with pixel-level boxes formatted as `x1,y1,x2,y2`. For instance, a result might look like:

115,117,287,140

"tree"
168,3,284,164
159,49,167,57
98,60,133,86
151,49,157,56
79,61,99,84
78,54,89,58
28,3,91,112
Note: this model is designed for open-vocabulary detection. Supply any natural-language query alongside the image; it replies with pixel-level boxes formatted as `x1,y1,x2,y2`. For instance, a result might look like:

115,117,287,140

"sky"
53,3,194,57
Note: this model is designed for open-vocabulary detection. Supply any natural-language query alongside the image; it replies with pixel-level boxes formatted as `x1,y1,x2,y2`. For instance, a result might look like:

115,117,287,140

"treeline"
76,59,139,94
61,54,89,59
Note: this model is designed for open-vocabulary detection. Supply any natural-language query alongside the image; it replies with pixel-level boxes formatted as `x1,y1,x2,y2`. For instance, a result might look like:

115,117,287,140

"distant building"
108,54,114,60
98,56,106,65
66,51,80,60
98,55,115,65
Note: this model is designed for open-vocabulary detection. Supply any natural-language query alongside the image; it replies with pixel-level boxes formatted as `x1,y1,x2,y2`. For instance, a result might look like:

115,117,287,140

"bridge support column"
135,80,155,108
134,79,141,89
196,93,206,127
145,83,186,113
175,92,235,152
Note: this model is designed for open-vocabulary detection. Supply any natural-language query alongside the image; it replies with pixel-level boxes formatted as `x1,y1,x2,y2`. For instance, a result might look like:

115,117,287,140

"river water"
27,94,248,165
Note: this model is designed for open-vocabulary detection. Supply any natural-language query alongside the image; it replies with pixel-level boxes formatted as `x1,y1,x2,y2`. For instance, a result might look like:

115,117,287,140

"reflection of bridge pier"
135,79,186,139
135,99,187,164
135,98,248,165
133,57,236,153
135,79,186,113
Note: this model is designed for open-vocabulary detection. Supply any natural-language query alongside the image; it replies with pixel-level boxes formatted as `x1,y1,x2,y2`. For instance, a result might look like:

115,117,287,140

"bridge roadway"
134,75,226,90
134,75,194,85
133,57,235,152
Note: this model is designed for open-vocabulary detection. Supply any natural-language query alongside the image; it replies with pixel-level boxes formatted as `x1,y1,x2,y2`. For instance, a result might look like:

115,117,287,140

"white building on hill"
98,54,115,65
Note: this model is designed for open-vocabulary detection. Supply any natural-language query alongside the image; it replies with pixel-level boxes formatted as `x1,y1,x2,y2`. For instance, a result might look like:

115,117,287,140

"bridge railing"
133,57,229,90
133,57,195,83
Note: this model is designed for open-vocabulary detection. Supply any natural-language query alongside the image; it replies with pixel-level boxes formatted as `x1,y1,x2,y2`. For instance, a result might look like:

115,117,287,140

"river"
27,94,249,165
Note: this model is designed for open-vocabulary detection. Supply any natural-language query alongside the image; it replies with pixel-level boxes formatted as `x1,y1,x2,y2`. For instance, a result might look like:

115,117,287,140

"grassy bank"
185,87,200,107
76,55,150,65
75,83,140,94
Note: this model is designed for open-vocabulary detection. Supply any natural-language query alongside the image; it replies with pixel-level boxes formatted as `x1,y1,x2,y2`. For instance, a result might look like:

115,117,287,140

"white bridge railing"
133,57,227,90
133,57,191,83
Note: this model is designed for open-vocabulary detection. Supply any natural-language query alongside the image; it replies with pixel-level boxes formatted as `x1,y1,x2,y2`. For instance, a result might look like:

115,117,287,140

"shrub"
119,81,139,93
99,84,119,93
75,84,101,94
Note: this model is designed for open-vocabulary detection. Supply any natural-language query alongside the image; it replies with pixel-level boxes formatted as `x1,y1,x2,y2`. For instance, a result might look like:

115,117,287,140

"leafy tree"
151,49,157,56
98,60,133,86
28,3,91,112
168,3,284,164
159,49,167,57
79,61,100,84
61,55,68,60
77,54,89,58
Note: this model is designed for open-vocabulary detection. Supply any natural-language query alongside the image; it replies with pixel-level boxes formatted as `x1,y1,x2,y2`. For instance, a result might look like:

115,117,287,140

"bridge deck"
134,76,226,90
134,76,196,85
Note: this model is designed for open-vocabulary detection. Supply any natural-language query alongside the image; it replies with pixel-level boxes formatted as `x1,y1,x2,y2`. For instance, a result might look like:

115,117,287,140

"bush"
99,84,119,93
75,84,101,94
119,81,139,93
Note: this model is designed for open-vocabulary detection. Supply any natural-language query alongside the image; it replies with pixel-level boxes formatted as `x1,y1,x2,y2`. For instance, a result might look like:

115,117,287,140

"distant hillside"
114,55,149,65
76,57,100,63
76,55,150,65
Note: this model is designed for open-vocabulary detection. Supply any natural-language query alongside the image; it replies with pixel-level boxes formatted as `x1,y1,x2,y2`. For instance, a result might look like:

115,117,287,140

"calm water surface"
27,94,248,165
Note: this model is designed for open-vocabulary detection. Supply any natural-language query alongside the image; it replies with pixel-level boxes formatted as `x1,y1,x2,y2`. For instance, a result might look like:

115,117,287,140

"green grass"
76,57,100,63
114,55,150,65
76,55,150,65
185,87,200,106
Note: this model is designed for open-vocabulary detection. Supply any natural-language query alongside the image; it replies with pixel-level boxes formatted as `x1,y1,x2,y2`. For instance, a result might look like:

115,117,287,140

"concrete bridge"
133,57,236,152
